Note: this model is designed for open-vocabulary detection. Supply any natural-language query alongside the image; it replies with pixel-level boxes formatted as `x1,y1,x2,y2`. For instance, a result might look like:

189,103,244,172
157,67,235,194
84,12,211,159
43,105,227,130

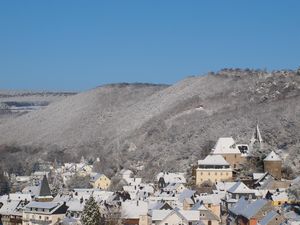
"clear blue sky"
0,1,299,91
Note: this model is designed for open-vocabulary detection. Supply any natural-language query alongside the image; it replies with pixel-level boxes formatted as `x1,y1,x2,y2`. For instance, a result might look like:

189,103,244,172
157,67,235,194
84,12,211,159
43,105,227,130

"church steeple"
250,123,264,153
35,175,53,202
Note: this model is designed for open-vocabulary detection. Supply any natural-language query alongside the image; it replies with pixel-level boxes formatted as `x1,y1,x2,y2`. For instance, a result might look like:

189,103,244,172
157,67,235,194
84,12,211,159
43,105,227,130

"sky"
0,1,300,91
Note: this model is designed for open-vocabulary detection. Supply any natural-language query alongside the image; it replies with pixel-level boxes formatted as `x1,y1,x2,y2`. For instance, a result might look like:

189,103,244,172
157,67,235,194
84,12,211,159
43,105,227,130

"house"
228,197,274,225
211,137,246,169
151,209,200,225
0,197,29,225
89,173,111,190
223,181,257,209
263,151,282,180
254,173,290,190
22,201,68,225
121,200,148,225
195,194,222,220
196,155,232,185
178,189,196,210
191,201,220,225
267,191,290,206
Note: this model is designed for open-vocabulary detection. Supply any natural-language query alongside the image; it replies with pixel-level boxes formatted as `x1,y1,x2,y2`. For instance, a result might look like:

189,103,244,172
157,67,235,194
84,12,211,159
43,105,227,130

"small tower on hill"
263,151,282,180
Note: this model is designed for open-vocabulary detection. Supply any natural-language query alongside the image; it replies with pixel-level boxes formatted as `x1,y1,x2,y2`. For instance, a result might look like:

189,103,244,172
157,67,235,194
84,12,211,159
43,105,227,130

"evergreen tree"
81,196,102,225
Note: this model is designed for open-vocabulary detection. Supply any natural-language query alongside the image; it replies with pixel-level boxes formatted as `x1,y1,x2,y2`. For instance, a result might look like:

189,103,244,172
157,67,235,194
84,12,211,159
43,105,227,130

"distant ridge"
0,68,299,179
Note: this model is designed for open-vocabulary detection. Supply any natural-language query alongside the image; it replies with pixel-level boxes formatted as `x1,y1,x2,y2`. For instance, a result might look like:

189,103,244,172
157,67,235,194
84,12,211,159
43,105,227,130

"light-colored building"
22,201,68,225
263,151,282,180
211,137,246,169
89,173,111,190
196,154,232,185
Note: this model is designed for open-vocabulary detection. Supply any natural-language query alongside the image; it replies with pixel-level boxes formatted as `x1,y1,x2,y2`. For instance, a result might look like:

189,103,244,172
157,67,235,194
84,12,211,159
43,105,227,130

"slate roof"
229,196,248,215
24,201,68,215
38,175,52,197
259,210,278,225
240,199,269,219
178,189,195,203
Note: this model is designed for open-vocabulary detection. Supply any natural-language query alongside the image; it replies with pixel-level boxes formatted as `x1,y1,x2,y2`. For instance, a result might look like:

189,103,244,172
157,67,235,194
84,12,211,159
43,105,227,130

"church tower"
263,151,282,180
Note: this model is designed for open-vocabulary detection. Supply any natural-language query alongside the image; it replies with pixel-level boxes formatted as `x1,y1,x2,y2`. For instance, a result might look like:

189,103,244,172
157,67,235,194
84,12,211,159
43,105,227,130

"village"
0,126,299,225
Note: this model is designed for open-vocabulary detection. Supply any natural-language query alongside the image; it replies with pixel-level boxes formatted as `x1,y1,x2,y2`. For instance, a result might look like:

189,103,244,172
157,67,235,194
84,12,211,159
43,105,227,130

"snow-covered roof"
264,151,281,161
152,209,200,222
253,173,267,180
8,193,32,201
212,137,241,154
125,177,142,186
66,199,85,212
121,200,148,219
227,181,254,194
271,191,288,201
156,172,186,184
0,200,22,216
24,201,67,215
215,182,237,192
164,183,185,192
198,155,230,166
152,210,172,221
195,193,222,205
26,201,60,209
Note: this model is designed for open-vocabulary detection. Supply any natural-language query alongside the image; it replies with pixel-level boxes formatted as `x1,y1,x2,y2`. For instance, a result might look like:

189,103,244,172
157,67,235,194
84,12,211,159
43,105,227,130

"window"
208,204,211,208
215,172,217,175
235,154,237,158
165,223,168,225
39,216,42,219
46,217,49,220
208,221,212,225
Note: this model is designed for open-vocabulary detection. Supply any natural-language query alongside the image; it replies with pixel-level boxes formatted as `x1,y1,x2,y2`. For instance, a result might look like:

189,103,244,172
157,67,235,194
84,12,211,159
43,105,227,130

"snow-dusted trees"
81,196,102,225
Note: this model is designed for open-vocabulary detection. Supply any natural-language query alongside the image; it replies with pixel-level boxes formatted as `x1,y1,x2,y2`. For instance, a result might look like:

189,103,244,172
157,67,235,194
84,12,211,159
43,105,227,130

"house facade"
196,155,232,185
90,173,111,190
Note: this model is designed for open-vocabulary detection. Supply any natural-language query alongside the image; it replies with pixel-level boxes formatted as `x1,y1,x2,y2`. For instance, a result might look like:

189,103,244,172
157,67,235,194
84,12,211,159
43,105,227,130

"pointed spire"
254,124,263,143
250,123,264,153
39,175,52,197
